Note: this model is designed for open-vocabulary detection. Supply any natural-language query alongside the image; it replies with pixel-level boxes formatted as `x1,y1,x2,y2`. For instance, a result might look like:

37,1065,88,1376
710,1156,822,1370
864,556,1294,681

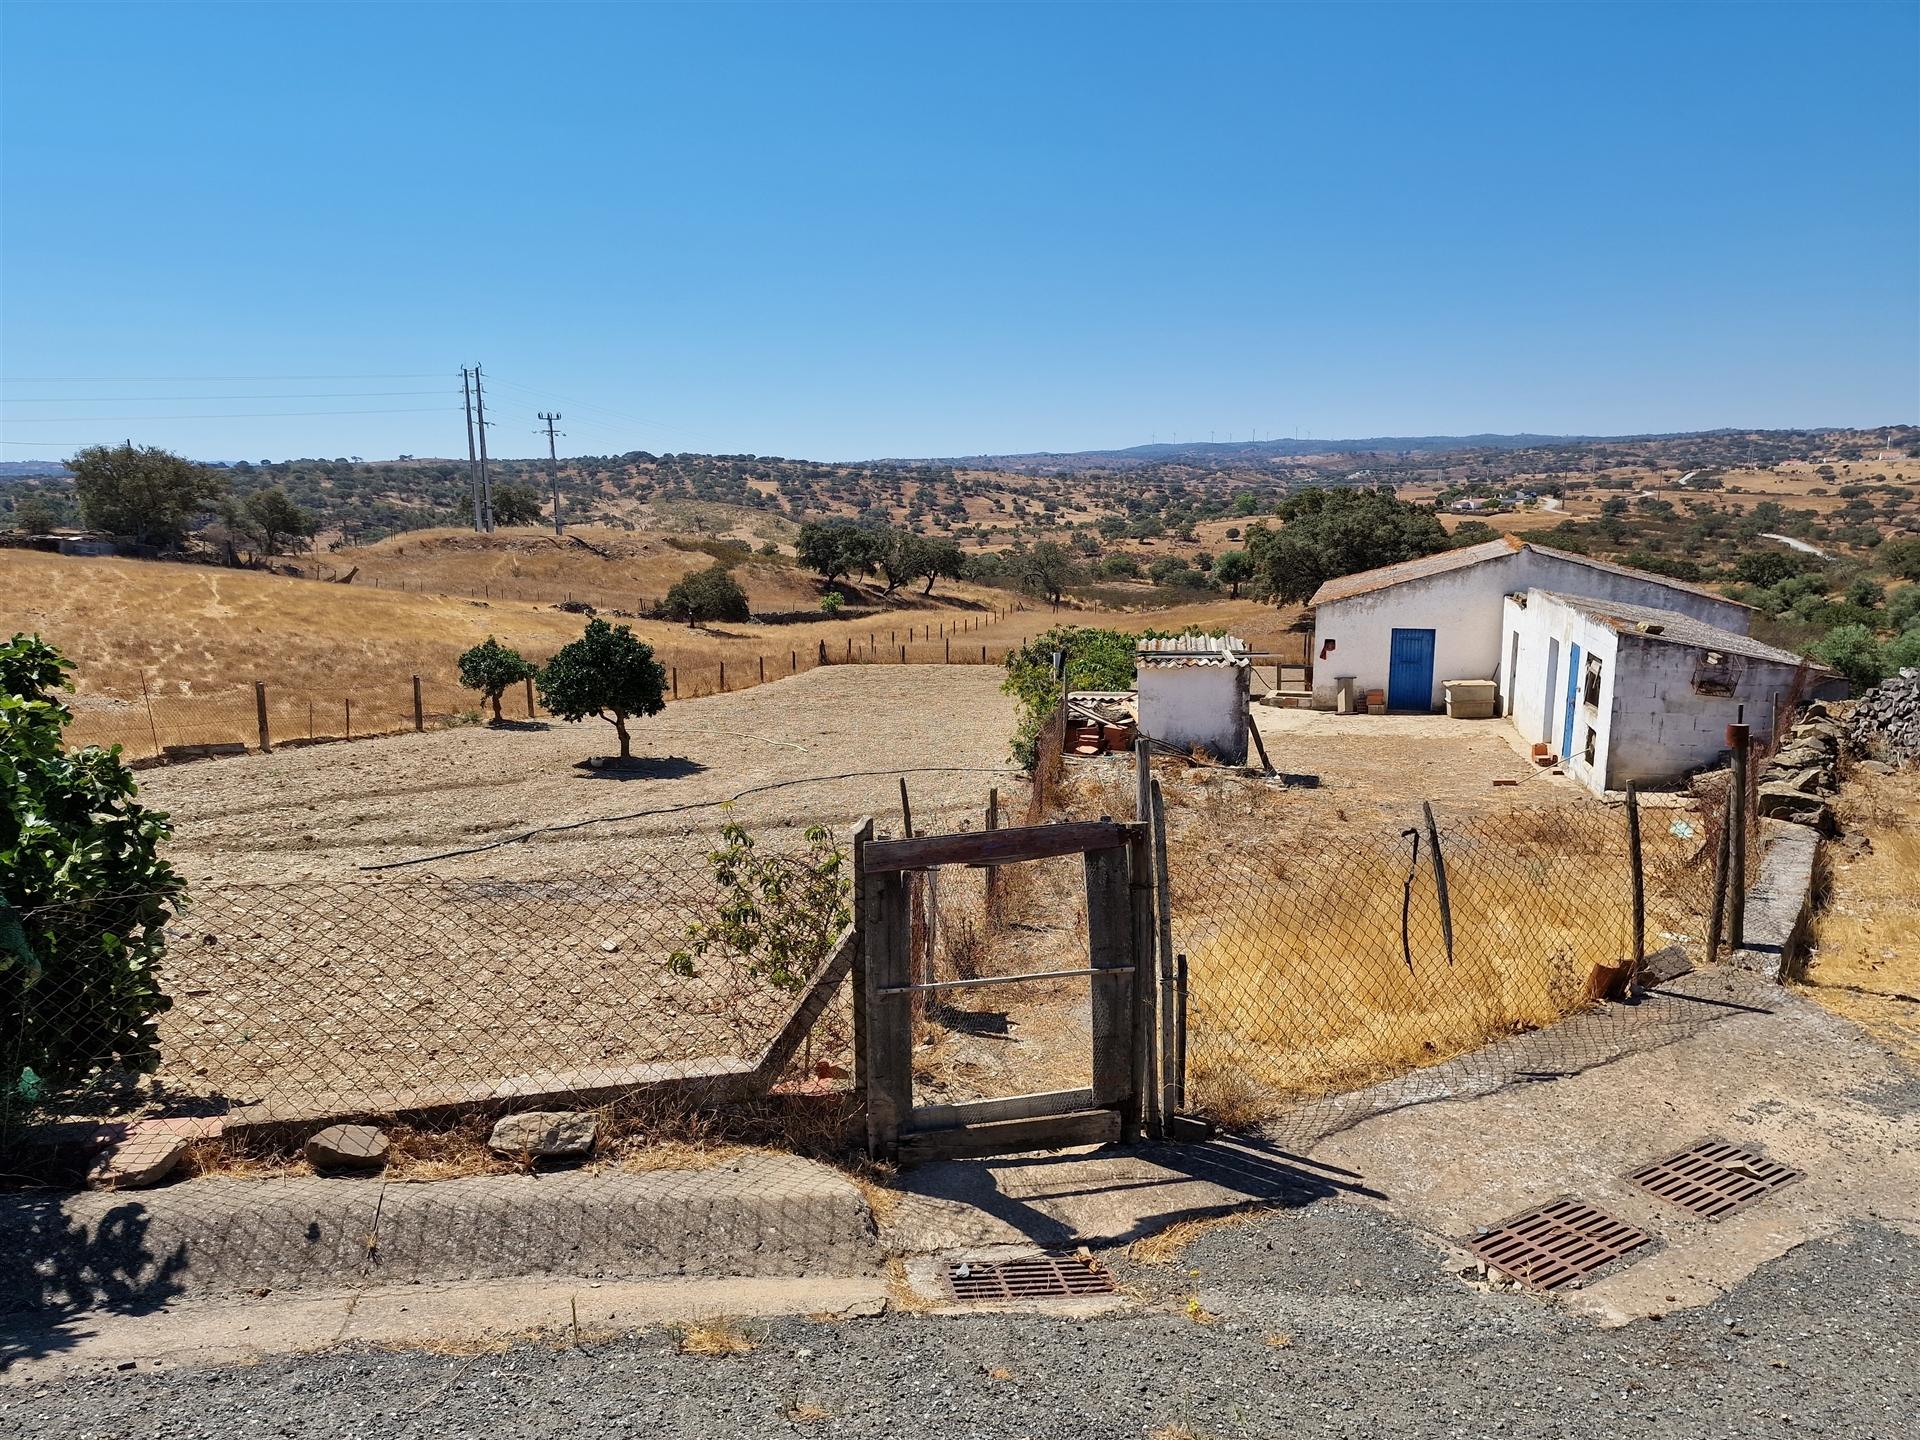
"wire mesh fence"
1161,793,1727,1141
1,826,858,1159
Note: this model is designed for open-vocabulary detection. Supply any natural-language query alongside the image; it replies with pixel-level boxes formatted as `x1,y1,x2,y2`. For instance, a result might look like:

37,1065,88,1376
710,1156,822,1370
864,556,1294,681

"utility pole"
472,364,494,533
537,411,565,535
460,368,482,531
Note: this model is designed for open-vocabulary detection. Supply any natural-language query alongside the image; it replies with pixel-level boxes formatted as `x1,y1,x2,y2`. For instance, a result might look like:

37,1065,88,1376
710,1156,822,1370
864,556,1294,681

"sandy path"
140,666,1020,883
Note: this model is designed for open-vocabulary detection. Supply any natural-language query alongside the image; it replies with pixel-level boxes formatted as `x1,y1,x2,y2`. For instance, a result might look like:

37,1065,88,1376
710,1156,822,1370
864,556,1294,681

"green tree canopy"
456,636,538,722
796,521,883,584
1213,549,1254,598
536,619,667,761
663,564,751,626
1008,540,1077,605
1,634,185,1096
232,487,316,557
10,495,65,535
1248,487,1450,605
70,442,226,549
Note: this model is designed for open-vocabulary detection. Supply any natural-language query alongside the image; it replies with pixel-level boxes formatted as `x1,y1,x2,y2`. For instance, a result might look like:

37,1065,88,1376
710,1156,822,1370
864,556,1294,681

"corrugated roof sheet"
1135,633,1250,668
1532,591,1830,671
1307,535,1752,612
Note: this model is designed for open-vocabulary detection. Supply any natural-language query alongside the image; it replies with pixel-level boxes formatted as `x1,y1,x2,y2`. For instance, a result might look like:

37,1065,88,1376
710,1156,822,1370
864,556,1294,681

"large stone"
305,1124,390,1171
488,1110,598,1160
1756,782,1835,834
87,1130,186,1190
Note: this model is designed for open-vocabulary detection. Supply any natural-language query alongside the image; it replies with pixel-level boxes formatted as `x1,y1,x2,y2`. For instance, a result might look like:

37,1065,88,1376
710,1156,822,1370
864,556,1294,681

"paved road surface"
7,1205,1912,1440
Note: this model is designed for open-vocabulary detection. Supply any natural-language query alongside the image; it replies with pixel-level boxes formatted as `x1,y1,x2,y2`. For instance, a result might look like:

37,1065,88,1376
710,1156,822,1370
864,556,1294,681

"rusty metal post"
1728,723,1750,948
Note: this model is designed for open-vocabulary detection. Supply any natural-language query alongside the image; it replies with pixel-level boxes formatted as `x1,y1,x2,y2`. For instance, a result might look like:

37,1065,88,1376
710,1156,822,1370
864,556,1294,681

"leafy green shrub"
819,590,844,615
669,824,850,992
1002,626,1140,769
2,635,185,1107
1809,623,1886,689
537,619,667,761
663,564,751,626
457,636,537,722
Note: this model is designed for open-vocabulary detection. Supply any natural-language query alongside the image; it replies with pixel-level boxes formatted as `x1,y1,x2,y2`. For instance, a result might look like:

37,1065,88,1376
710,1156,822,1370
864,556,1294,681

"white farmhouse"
1307,537,1753,713
1502,590,1843,794
1135,634,1250,764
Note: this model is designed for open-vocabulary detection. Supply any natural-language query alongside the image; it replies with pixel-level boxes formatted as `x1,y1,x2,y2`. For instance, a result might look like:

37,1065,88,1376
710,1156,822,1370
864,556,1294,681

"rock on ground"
303,1124,389,1170
488,1110,598,1159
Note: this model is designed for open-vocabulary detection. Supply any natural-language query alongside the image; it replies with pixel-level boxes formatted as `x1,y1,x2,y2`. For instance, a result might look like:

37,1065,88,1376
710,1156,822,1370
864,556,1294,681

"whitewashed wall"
1137,665,1249,763
1502,590,1822,794
1310,548,1752,711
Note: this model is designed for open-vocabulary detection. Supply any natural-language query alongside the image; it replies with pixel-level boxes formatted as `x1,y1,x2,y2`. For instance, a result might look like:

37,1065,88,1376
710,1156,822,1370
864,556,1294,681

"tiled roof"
1135,633,1250,668
1533,592,1830,671
1307,535,1753,612
1307,537,1522,605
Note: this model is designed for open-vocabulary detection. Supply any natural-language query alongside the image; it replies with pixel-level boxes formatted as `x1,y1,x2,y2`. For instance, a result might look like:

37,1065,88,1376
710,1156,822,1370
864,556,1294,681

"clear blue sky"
2,1,1914,463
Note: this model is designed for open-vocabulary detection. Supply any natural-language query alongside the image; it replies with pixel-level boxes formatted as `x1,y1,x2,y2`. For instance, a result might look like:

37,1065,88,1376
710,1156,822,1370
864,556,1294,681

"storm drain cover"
946,1254,1115,1302
1627,1139,1804,1221
1463,1199,1649,1291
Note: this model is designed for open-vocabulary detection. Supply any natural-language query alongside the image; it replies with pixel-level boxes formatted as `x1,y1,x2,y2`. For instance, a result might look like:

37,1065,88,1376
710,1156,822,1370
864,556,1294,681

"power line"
0,373,448,382
486,376,731,449
0,390,451,402
2,407,453,421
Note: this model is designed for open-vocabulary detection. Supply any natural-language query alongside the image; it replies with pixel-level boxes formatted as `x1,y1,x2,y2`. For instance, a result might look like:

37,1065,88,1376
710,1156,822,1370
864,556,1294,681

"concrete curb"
1735,818,1821,981
0,1149,878,1315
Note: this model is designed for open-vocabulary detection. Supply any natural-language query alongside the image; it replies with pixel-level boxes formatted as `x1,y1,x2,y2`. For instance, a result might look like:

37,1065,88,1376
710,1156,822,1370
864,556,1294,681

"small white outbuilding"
1307,537,1754,713
1501,589,1844,794
1135,634,1250,764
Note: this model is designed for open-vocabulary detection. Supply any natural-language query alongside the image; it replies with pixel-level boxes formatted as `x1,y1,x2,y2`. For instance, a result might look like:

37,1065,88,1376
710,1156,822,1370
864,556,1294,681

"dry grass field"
1803,768,1920,1063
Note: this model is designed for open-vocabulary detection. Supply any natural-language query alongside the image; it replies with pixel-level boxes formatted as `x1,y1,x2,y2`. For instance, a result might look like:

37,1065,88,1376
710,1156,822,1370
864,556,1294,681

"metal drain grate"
1627,1139,1804,1221
1463,1199,1649,1291
946,1254,1116,1302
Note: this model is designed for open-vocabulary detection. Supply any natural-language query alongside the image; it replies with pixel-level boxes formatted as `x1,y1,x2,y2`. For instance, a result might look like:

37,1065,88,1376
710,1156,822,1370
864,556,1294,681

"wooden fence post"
1625,783,1645,990
1705,796,1733,966
344,697,352,740
671,666,678,699
524,675,535,717
412,675,424,732
139,673,161,757
254,681,271,753
1150,777,1178,1116
945,637,951,663
719,660,726,691
899,644,906,664
790,650,796,673
984,787,1001,923
819,640,828,666
759,655,766,684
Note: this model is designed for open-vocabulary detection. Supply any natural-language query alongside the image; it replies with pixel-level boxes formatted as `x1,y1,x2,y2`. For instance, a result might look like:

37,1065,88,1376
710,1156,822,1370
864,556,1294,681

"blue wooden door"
1561,642,1582,758
1387,628,1437,711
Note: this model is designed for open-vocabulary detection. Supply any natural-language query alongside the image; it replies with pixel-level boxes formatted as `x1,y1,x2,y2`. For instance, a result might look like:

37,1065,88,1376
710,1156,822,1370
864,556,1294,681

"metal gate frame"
854,817,1159,1164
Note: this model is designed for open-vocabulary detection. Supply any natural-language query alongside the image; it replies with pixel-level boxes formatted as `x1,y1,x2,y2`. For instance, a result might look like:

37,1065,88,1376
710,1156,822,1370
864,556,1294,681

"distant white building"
1306,537,1753,713
1135,634,1250,764
1502,590,1844,794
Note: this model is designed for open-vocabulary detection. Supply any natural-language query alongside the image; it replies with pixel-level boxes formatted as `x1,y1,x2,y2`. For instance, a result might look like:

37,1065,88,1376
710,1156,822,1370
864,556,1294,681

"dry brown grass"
1803,768,1920,1062
1129,1208,1262,1266
675,1317,757,1356
780,1398,835,1423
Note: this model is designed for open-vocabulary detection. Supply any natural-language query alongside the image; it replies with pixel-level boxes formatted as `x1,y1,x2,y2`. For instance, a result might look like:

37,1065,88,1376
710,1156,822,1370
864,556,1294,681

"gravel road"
8,1205,1912,1439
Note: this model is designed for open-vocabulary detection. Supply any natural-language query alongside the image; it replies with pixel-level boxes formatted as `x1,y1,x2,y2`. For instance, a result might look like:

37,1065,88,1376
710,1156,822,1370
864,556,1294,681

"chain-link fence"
1161,792,1726,1142
2,825,857,1165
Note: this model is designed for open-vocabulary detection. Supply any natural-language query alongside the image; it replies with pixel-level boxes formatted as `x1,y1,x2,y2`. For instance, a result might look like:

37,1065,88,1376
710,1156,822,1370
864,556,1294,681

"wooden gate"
854,818,1160,1164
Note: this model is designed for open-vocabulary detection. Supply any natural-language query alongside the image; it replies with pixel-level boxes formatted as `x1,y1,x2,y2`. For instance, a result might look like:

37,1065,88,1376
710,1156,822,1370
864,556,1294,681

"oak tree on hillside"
536,619,667,762
69,442,226,549
796,521,882,584
1247,487,1449,604
663,564,751,626
457,636,538,722
1213,548,1253,598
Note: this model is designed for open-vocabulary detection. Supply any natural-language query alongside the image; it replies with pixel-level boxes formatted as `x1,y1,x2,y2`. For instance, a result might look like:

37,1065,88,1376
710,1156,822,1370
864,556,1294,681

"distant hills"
915,427,1904,471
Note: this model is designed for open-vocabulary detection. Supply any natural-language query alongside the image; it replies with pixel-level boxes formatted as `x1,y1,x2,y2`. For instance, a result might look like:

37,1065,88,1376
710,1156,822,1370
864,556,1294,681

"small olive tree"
457,636,538,722
669,824,850,992
536,619,667,762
